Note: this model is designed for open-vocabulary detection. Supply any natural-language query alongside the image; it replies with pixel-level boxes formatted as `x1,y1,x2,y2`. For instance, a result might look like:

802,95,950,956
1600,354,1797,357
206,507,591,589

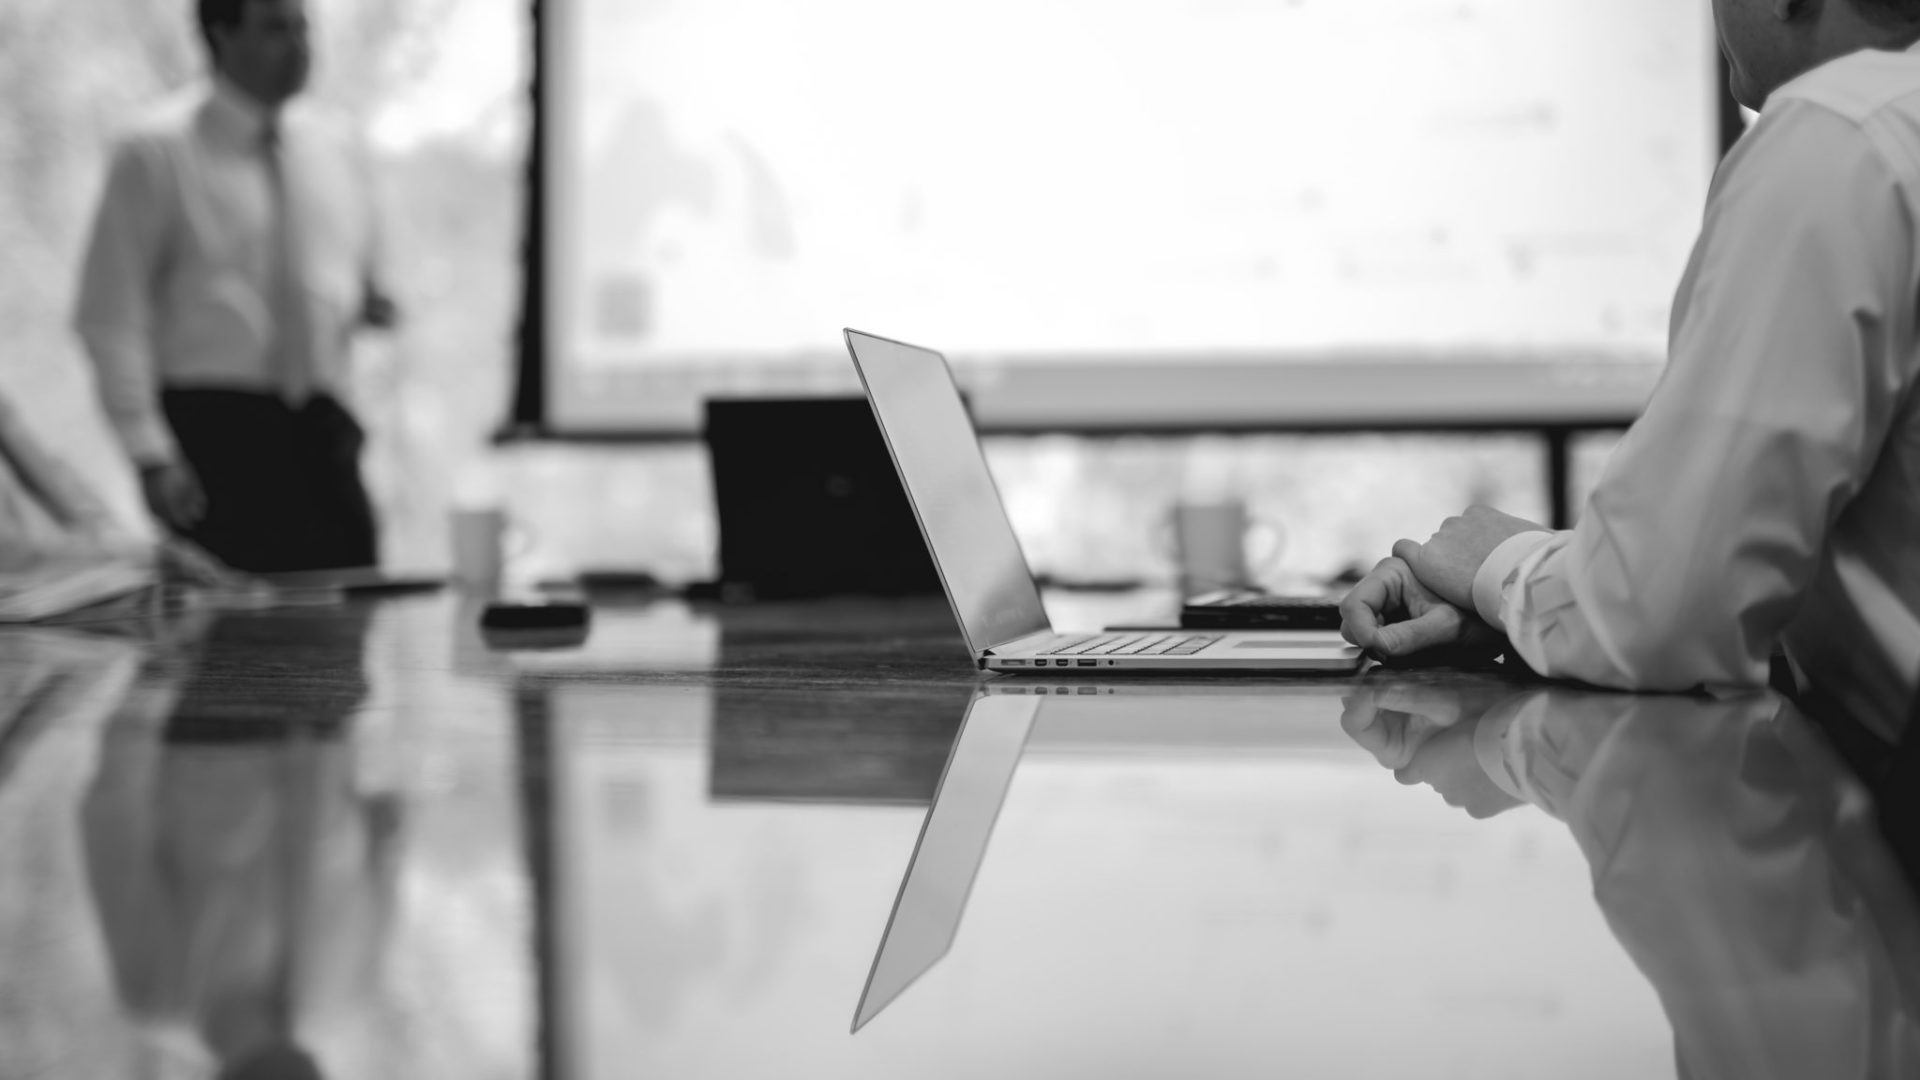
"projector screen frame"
507,0,1741,446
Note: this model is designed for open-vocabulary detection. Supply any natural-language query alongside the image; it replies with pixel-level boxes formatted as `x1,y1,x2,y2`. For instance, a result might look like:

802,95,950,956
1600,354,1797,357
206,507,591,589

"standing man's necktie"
262,119,315,407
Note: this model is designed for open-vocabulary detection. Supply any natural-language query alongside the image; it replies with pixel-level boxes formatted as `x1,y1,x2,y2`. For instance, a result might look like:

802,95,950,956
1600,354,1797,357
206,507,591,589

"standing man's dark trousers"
161,389,378,573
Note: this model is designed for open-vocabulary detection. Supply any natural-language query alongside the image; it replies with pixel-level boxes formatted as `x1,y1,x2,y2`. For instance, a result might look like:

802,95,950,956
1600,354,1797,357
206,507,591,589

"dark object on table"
479,625,590,650
479,595,591,650
481,596,590,631
575,569,663,594
261,566,446,594
1180,589,1344,630
702,397,943,600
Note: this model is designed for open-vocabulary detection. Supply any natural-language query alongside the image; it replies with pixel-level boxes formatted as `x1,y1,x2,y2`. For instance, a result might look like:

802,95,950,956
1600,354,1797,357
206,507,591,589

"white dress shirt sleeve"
1470,530,1554,630
1470,100,1918,692
73,137,180,468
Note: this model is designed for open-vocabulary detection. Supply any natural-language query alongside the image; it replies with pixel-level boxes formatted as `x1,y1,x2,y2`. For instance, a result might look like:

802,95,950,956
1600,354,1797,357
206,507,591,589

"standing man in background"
75,0,398,574
1340,0,1920,746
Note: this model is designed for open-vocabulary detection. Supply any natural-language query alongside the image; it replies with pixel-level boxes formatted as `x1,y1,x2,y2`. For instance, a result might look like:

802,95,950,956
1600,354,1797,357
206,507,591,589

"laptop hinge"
983,630,1058,661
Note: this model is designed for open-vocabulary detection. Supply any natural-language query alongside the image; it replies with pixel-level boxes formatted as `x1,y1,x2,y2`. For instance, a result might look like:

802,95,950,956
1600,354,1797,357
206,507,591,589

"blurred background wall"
3,0,1640,588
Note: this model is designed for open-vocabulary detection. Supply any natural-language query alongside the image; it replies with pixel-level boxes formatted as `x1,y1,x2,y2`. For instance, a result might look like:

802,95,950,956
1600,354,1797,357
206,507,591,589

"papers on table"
0,557,154,623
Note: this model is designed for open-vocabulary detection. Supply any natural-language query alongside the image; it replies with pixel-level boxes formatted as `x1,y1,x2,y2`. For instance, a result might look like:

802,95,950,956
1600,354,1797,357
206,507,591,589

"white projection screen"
543,0,1718,434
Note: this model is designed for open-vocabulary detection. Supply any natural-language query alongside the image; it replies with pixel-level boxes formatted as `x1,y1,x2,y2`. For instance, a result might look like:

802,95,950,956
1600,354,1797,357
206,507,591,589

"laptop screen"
844,330,1051,655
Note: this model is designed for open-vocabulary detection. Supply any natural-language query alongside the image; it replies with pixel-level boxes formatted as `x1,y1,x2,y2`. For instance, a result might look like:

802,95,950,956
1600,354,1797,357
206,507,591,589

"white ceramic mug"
1161,500,1284,594
449,507,533,591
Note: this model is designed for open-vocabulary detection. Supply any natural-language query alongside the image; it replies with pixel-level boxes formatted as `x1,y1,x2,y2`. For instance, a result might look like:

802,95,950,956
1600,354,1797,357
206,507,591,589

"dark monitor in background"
702,398,943,601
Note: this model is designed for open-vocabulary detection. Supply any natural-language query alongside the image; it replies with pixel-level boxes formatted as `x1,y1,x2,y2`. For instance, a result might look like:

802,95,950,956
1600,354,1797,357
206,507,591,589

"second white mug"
1162,500,1283,594
449,507,531,591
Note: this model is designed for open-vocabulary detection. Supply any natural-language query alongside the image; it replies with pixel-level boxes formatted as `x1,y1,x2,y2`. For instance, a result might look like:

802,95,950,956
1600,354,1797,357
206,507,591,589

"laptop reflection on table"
852,688,1036,1032
852,680,1354,1031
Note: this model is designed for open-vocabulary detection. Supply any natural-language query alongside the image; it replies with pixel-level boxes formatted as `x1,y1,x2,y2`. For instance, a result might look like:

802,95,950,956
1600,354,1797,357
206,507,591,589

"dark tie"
262,120,314,406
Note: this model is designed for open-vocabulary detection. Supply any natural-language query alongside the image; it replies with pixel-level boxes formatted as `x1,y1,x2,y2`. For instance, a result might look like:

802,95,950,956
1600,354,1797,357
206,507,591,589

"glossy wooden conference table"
0,588,1913,1078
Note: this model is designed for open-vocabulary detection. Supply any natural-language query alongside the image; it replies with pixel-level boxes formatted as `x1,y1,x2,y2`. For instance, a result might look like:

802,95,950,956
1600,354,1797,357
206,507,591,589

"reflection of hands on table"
1397,724,1523,819
1341,680,1526,819
1341,684,1459,770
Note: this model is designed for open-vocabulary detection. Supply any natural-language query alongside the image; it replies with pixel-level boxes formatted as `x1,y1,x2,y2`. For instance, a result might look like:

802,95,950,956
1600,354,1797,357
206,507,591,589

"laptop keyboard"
1042,632,1222,657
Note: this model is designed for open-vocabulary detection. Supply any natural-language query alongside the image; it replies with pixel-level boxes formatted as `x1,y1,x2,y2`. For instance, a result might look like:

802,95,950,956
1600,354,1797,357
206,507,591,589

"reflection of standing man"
82,608,399,1079
75,0,398,574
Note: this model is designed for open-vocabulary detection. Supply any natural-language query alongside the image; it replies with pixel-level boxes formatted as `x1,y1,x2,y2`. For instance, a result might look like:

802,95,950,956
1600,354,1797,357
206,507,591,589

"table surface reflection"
0,590,1913,1079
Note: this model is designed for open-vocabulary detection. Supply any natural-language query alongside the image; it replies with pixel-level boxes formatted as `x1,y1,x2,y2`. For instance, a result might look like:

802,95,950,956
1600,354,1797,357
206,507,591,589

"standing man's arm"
351,138,400,331
73,137,206,529
1389,102,1917,691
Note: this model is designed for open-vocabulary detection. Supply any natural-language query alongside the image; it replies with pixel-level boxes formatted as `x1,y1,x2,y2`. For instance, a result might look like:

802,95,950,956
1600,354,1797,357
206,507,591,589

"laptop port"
1002,659,1026,665
1076,659,1097,667
1033,659,1048,667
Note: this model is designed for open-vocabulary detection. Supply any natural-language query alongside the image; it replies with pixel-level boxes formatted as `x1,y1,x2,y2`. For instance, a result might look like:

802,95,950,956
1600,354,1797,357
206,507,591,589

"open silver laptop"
844,329,1364,674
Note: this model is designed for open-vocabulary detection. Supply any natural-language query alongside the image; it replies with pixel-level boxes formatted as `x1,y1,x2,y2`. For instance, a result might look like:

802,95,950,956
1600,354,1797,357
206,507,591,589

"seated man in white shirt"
1340,0,1920,746
73,0,397,575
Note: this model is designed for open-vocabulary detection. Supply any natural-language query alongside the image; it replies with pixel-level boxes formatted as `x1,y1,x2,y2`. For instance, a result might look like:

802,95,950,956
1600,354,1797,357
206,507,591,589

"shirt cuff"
116,417,180,470
1471,531,1554,632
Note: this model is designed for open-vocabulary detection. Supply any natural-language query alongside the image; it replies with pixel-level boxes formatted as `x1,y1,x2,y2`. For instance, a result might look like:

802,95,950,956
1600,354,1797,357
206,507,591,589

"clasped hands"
1338,505,1542,662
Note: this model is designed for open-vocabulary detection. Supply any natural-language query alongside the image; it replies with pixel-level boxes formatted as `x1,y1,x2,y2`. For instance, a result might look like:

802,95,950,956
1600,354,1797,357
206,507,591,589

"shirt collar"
204,74,283,147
